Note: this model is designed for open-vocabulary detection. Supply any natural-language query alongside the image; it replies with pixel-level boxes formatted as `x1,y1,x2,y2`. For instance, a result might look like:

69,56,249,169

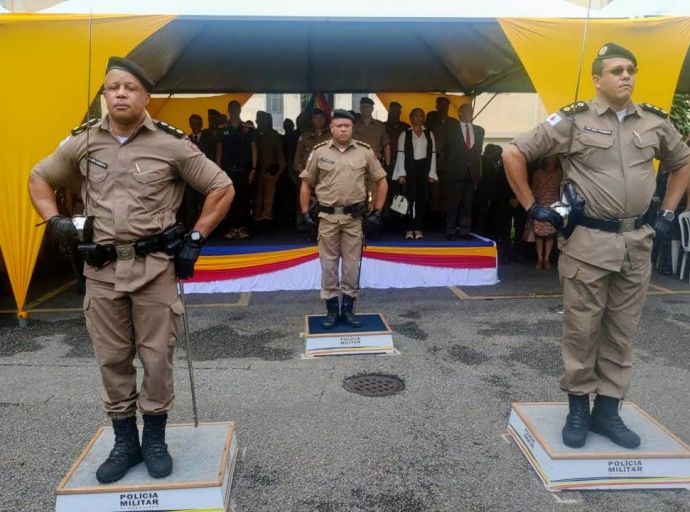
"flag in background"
306,92,333,119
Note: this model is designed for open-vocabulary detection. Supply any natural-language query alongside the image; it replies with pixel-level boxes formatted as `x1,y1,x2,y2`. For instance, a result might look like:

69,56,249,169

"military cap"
106,56,155,92
332,109,355,122
593,42,637,68
311,108,326,117
359,97,375,105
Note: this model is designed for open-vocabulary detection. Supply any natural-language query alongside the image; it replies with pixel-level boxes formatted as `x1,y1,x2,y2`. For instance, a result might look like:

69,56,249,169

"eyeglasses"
605,65,638,76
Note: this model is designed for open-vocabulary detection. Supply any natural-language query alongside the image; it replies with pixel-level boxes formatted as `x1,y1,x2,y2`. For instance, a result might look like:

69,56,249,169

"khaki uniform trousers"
252,174,278,221
84,264,183,418
318,215,363,300
559,252,651,399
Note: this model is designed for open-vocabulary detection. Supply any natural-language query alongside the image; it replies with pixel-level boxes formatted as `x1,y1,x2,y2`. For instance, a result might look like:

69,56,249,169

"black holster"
350,202,367,219
645,196,661,227
561,181,585,239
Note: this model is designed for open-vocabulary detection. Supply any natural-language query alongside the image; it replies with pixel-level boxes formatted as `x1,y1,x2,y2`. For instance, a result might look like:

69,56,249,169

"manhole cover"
343,374,404,397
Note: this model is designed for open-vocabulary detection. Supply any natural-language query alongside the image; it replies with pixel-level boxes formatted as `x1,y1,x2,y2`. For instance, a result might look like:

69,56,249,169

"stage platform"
185,231,497,294
303,312,396,357
55,422,238,512
507,402,690,492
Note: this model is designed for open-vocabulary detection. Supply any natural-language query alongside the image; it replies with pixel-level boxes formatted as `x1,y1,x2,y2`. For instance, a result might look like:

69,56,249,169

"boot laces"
107,436,135,463
567,407,589,429
606,414,631,433
143,433,168,458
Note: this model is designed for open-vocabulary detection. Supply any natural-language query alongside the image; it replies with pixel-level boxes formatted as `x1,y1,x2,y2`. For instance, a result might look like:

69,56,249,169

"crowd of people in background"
179,96,690,274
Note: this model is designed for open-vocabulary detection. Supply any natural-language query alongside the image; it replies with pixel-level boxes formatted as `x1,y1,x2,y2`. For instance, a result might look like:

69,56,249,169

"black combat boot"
590,395,641,449
96,416,143,483
562,394,590,448
341,294,362,328
322,297,340,329
141,414,173,478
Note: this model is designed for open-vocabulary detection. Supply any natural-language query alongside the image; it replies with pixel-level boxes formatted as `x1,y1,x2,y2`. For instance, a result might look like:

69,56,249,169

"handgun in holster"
561,181,585,239
350,202,367,219
645,196,661,227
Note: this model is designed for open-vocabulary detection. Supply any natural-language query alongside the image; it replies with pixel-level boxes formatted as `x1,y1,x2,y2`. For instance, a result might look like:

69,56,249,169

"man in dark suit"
444,103,485,240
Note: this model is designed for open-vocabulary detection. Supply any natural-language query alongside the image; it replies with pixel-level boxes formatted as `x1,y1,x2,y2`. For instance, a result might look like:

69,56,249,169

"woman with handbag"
392,108,438,240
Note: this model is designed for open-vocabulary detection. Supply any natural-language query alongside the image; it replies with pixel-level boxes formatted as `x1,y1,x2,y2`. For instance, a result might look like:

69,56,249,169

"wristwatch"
660,209,675,222
188,230,205,243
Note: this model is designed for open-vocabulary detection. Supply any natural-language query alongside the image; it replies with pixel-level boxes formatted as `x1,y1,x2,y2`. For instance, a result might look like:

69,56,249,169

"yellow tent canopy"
2,12,690,317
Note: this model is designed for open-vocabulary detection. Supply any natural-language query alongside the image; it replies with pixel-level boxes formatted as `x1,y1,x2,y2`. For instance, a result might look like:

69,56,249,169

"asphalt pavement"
0,264,689,511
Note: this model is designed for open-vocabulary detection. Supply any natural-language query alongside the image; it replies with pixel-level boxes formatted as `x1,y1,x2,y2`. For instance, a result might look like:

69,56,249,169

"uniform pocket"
318,160,336,172
632,131,658,162
80,160,109,192
169,298,185,343
578,131,613,149
134,165,175,211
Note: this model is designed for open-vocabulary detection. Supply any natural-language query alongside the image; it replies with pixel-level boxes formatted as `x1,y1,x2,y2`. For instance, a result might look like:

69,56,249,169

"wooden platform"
303,313,396,357
55,422,238,512
507,402,690,492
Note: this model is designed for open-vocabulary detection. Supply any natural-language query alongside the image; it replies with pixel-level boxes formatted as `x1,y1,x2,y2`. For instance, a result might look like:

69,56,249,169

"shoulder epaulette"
354,139,371,149
640,103,668,118
313,140,329,150
560,101,588,115
154,120,185,138
71,117,100,136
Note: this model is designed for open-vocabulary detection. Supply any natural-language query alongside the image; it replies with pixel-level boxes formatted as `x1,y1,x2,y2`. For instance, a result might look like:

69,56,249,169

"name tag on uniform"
584,126,612,135
87,156,108,169
319,157,336,164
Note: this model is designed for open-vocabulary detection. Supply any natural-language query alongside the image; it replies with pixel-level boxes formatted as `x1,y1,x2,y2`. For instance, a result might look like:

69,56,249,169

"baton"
177,279,199,428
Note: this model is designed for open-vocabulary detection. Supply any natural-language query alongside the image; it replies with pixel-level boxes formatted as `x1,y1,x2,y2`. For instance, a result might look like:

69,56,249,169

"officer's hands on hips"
175,231,205,280
527,203,564,231
654,216,673,239
48,215,78,245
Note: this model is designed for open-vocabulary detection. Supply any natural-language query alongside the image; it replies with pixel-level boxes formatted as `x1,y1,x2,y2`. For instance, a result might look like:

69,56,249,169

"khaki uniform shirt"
257,128,287,176
32,114,231,291
353,119,390,161
512,96,690,271
293,128,331,174
299,139,387,221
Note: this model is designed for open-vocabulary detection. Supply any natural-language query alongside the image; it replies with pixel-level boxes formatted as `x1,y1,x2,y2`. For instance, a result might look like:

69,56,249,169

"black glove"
175,232,204,279
48,215,78,244
364,209,384,240
654,216,673,239
302,212,317,228
527,203,564,231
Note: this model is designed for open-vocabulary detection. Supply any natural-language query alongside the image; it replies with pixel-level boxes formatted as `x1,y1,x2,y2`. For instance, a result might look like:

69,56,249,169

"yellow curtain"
0,14,175,315
148,93,253,132
498,17,690,114
375,93,472,121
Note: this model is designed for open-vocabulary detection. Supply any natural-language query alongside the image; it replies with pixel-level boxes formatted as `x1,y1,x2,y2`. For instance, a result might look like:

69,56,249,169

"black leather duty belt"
318,202,366,215
579,215,646,233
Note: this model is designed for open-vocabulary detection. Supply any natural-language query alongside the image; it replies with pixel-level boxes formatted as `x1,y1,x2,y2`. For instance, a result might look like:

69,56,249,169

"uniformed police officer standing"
293,108,331,177
28,57,234,482
503,43,690,449
299,109,388,328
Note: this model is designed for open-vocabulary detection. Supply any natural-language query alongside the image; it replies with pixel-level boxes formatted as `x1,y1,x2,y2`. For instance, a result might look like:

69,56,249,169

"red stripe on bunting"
364,251,495,269
190,252,319,282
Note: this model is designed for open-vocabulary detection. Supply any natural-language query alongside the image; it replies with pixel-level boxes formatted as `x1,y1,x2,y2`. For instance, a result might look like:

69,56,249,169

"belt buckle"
115,243,135,260
333,206,345,215
619,217,636,233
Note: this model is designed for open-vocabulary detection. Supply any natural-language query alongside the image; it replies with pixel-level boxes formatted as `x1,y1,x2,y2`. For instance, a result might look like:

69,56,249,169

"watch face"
190,231,202,242
662,210,675,221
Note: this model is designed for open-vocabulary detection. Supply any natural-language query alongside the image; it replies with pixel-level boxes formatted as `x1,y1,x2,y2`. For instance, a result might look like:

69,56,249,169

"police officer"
299,109,388,328
503,43,690,449
28,57,234,483
293,108,331,176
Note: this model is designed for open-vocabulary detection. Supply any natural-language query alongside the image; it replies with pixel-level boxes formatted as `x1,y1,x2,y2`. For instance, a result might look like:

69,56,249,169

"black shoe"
341,294,362,327
96,416,143,483
562,394,590,448
446,231,458,241
590,395,641,449
458,233,473,241
322,297,340,329
142,414,173,478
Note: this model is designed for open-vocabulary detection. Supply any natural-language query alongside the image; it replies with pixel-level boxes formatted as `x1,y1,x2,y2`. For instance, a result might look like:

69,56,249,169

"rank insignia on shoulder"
640,103,668,118
313,140,329,150
71,117,100,136
560,101,588,115
354,139,371,149
154,120,186,138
